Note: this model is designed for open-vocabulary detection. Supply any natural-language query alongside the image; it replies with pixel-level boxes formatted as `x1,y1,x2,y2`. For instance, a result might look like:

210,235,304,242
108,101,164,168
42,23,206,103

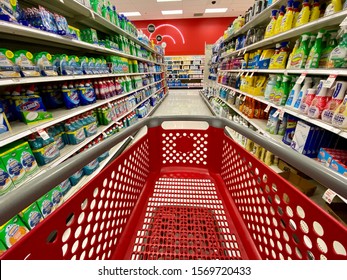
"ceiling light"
157,0,182,2
120,11,141,17
161,10,183,15
205,8,228,13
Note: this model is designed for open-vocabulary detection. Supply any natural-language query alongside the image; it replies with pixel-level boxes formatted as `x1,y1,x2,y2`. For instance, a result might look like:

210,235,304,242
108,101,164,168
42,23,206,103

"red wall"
134,17,235,55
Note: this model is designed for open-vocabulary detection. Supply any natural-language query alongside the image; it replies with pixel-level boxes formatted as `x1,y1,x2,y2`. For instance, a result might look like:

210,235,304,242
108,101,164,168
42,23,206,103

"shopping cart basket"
0,116,346,260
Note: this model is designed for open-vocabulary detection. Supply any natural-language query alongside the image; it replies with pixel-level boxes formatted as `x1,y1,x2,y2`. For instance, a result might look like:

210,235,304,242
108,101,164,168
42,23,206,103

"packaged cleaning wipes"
14,50,40,77
33,52,58,76
0,48,21,78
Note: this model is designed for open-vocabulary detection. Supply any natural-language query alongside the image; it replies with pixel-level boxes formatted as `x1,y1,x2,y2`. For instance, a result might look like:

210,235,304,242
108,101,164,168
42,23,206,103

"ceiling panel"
112,0,253,20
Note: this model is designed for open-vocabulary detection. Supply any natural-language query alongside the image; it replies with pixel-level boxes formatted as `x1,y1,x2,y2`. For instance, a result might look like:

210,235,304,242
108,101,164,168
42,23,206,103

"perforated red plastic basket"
1,116,347,260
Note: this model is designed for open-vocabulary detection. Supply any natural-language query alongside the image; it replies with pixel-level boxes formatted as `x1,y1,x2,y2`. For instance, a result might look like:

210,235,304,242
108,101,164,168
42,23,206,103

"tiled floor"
133,89,212,141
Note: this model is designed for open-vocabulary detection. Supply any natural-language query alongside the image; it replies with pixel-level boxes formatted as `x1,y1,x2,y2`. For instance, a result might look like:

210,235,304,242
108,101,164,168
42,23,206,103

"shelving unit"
165,55,204,89
0,0,167,214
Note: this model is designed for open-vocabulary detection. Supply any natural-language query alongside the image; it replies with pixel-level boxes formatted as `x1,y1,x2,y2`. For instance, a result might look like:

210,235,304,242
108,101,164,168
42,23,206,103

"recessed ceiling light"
161,10,183,15
205,8,228,13
120,11,141,17
157,0,182,2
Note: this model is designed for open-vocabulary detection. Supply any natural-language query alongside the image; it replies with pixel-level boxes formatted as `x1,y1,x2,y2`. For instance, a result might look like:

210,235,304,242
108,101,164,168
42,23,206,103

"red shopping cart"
0,116,346,260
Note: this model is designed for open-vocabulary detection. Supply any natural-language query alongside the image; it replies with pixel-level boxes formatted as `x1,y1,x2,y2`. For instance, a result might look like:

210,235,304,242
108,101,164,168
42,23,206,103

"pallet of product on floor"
1,116,346,260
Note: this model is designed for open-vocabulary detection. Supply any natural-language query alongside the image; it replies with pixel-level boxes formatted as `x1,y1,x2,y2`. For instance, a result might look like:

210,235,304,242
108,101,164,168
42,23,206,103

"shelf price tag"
250,72,254,77
264,104,271,113
102,132,107,138
242,95,247,101
340,16,347,27
296,73,307,84
279,110,285,120
322,189,337,204
242,48,247,55
272,109,280,118
37,129,50,141
89,9,95,20
323,74,338,88
245,72,250,77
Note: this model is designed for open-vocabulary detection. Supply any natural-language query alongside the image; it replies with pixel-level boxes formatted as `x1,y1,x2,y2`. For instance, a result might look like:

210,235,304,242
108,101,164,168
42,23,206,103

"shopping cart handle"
0,115,346,226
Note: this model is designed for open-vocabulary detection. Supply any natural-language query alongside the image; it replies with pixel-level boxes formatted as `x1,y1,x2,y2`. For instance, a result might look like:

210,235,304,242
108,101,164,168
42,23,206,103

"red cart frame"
0,116,346,260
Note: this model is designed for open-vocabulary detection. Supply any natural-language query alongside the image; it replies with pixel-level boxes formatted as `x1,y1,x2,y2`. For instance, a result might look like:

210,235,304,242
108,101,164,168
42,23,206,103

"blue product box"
329,159,347,177
290,121,315,156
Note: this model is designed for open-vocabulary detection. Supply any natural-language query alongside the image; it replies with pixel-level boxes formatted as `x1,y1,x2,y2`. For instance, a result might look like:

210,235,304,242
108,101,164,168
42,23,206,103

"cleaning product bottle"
286,39,300,68
271,42,290,69
332,94,347,128
270,75,282,103
307,80,331,118
295,0,311,27
273,6,286,36
269,43,281,69
292,1,301,27
310,0,321,22
265,10,278,38
327,28,347,68
293,77,312,110
280,1,294,33
305,29,325,69
264,75,277,100
285,77,301,107
322,81,347,123
319,30,338,68
289,33,310,69
324,0,343,17
275,75,291,106
300,87,317,114
308,34,317,52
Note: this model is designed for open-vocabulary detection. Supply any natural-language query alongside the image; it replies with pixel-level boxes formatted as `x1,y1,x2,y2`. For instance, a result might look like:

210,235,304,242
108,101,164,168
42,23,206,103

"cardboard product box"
324,202,347,227
0,159,15,196
278,159,298,174
19,202,43,230
329,159,347,177
290,121,315,156
317,148,347,167
279,171,317,197
0,215,29,248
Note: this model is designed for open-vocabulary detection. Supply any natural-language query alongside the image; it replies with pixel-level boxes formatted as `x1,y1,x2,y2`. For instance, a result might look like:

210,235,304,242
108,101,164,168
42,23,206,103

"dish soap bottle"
265,10,278,38
310,0,321,22
327,28,347,68
289,33,310,69
295,0,311,27
280,1,294,33
324,0,343,17
319,30,338,68
305,29,325,69
273,6,286,35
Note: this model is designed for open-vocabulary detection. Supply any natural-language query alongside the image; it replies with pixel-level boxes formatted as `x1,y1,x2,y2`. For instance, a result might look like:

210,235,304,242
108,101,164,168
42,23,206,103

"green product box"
36,189,54,218
22,111,53,124
19,202,43,230
0,159,15,196
81,28,98,44
0,239,7,256
0,215,29,248
17,142,39,177
0,143,27,186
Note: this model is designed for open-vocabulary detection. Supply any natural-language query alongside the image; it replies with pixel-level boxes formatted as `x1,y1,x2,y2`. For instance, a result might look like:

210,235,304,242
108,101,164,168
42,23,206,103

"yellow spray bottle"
324,0,343,17
292,1,301,28
273,6,286,36
264,10,278,38
295,0,311,27
310,0,321,22
280,1,295,33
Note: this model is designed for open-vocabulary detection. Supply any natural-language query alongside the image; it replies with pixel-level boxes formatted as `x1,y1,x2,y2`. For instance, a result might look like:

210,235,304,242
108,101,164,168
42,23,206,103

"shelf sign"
147,24,156,33
37,129,50,141
296,73,307,84
264,104,271,113
323,74,338,88
340,16,347,27
279,110,285,120
272,109,280,118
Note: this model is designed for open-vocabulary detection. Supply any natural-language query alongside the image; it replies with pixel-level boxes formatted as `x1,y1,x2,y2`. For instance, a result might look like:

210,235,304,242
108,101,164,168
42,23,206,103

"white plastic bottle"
285,77,301,107
293,77,312,110
322,81,347,123
307,80,330,119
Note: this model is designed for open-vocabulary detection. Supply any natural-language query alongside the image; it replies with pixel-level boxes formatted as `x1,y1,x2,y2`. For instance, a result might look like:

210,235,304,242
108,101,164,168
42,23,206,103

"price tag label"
108,102,112,108
296,73,307,84
89,10,95,20
250,72,254,77
231,91,236,96
322,189,337,204
279,110,285,120
340,16,347,27
323,74,337,88
272,110,280,118
37,129,50,141
242,95,247,101
245,72,249,77
102,132,107,138
238,50,242,56
237,71,241,77
264,104,271,113
243,48,247,55
116,122,122,125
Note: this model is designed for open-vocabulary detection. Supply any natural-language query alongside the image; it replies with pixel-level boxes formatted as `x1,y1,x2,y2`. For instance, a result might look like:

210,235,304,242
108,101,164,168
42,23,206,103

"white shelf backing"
13,85,165,190
0,21,161,64
0,72,163,87
216,83,347,140
0,79,164,146
218,68,347,77
222,10,347,58
27,0,160,55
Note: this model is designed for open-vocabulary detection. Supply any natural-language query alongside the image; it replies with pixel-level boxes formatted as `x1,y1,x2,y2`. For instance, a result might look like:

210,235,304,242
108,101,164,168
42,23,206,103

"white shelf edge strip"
216,82,347,139
218,69,347,76
0,79,164,146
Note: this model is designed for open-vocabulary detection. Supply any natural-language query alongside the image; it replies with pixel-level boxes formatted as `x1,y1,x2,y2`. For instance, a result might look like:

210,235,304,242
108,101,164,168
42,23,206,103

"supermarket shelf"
169,86,203,89
0,71,163,87
216,83,347,139
63,92,167,202
0,79,164,146
221,10,347,58
222,0,286,43
0,21,161,64
14,85,165,189
200,92,216,115
218,68,347,77
28,0,160,55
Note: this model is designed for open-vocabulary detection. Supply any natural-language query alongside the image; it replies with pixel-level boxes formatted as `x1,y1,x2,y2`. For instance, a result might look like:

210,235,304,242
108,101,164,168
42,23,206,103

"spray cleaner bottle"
280,1,294,33
295,0,311,27
310,0,321,22
273,6,286,36
305,29,325,69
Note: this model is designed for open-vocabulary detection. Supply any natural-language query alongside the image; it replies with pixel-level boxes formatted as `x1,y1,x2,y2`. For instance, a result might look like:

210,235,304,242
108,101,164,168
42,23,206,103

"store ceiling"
114,0,253,20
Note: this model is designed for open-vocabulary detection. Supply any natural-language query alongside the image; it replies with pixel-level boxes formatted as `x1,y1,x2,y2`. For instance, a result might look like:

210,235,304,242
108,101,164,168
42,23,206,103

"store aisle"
132,89,212,142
